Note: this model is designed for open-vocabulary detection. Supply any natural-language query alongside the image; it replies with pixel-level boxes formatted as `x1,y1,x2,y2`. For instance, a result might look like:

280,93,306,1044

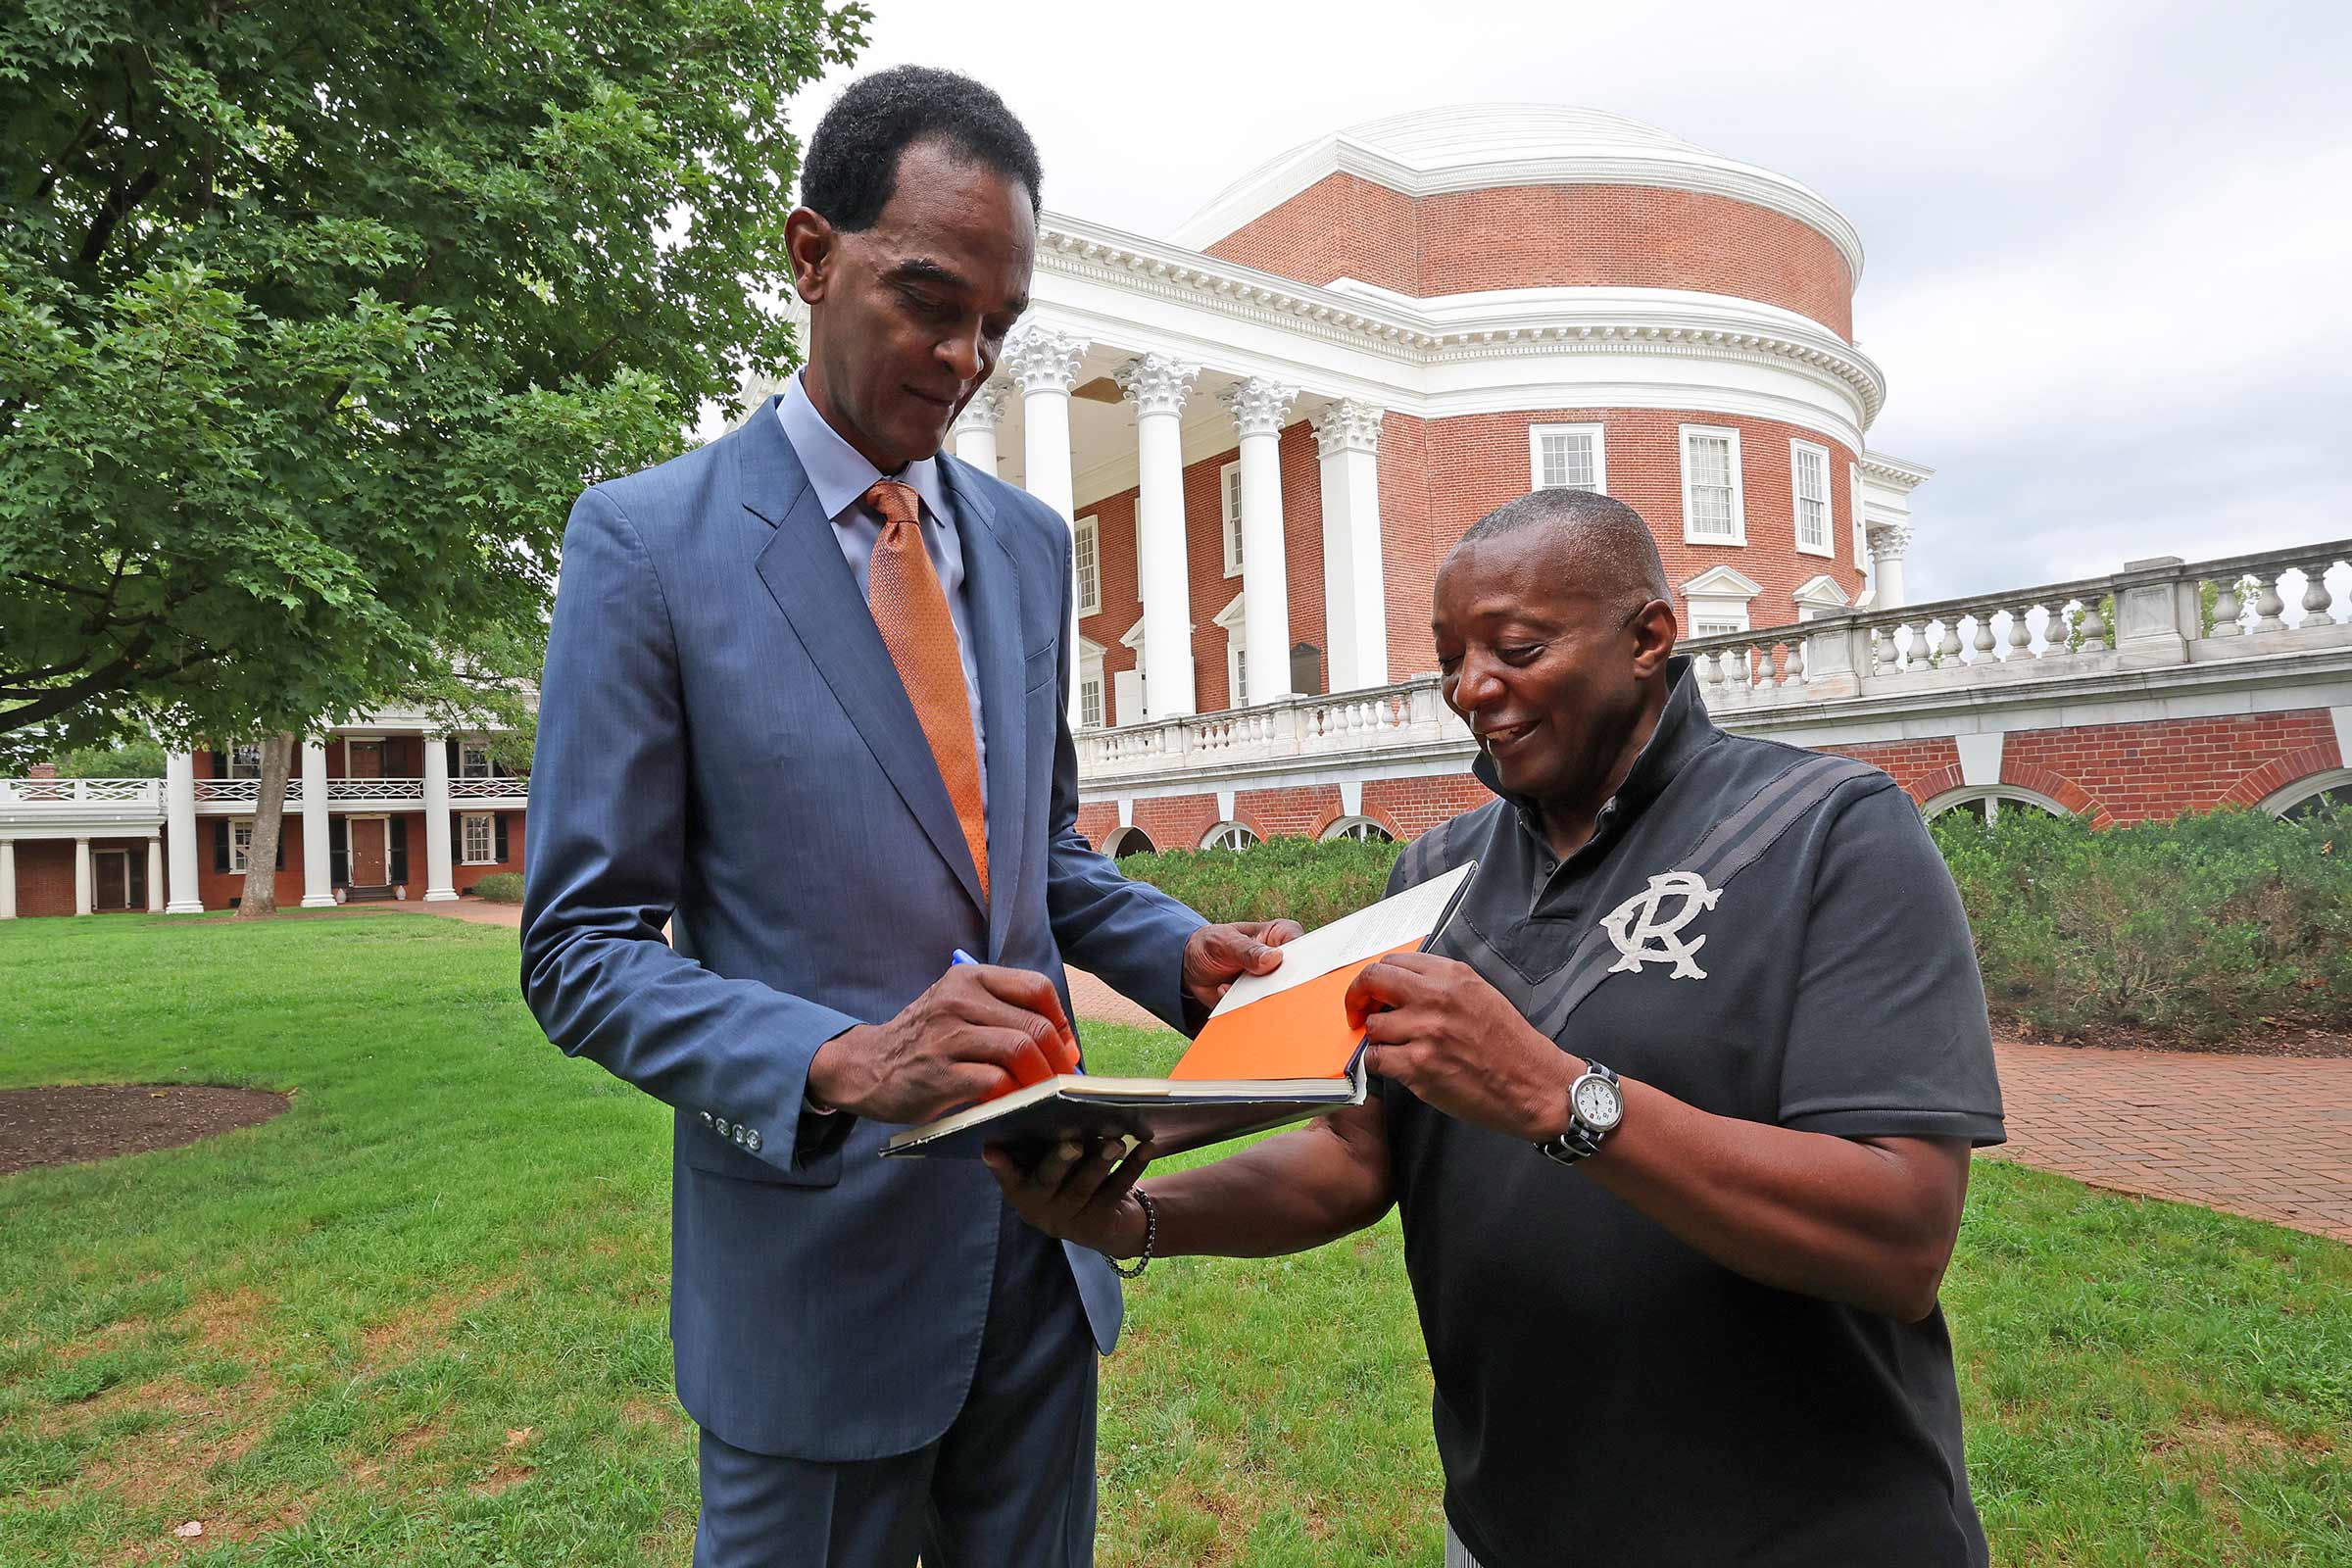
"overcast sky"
788,0,2351,602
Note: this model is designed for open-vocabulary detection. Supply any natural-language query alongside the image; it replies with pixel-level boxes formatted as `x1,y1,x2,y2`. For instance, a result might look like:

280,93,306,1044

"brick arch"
1907,764,1965,807
2220,743,2348,811
1999,760,2108,827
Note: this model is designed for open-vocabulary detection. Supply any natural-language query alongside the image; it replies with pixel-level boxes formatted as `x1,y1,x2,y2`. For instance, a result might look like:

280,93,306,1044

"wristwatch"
1536,1059,1624,1165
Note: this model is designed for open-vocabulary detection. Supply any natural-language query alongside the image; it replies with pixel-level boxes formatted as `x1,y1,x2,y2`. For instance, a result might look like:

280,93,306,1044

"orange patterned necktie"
862,479,987,904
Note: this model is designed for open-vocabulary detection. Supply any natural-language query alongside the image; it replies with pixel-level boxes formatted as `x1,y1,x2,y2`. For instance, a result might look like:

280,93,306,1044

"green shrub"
1117,835,1402,929
1932,804,2352,1043
470,872,525,904
55,739,168,777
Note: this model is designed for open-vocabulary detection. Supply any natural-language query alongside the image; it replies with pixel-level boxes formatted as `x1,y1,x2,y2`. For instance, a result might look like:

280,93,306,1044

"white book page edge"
1206,860,1476,1017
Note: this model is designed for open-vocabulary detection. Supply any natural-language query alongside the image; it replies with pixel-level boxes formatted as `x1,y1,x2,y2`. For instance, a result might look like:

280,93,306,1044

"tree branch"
75,166,164,271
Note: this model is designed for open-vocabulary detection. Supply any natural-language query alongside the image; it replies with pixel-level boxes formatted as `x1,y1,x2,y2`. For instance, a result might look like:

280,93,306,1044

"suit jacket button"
745,1129,762,1152
700,1110,713,1127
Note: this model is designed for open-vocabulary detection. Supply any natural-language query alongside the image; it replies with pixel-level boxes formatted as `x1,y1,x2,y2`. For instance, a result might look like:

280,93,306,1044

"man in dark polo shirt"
992,488,2006,1566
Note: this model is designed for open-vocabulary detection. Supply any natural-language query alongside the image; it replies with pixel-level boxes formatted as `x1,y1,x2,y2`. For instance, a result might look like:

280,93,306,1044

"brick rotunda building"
5,106,2348,916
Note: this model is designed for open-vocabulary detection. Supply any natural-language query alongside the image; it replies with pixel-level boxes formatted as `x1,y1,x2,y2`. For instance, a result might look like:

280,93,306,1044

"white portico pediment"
1681,565,1763,636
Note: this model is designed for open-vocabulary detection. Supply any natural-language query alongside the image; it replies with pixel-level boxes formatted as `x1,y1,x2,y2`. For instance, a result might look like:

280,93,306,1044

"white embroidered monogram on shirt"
1601,870,1721,980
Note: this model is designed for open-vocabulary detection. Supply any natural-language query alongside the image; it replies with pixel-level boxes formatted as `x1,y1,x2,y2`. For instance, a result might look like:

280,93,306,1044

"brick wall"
1130,794,1220,855
2001,711,2344,827
1076,801,1119,848
1205,174,1854,340
1234,785,1344,842
1390,409,1862,679
1818,737,1965,803
1362,773,1493,840
14,840,76,917
452,809,525,892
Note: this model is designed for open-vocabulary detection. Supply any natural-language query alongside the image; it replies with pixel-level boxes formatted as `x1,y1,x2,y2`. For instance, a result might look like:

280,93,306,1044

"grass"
1,913,2347,1565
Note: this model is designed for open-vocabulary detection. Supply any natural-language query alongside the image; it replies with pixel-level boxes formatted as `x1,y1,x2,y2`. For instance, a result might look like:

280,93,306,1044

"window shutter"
212,819,229,872
446,739,461,777
494,815,510,862
211,750,229,778
274,831,286,871
390,816,409,885
329,816,349,888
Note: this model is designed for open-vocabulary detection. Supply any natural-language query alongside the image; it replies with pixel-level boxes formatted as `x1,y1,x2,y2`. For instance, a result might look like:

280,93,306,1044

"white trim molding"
1921,784,2073,822
1073,514,1102,616
2261,767,2352,817
1683,564,1762,636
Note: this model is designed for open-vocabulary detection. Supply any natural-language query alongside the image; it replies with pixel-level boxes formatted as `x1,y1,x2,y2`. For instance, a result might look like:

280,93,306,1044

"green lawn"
1,914,2345,1566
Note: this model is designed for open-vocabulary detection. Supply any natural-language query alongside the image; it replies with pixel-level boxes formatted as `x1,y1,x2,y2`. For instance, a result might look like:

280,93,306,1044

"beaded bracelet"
1110,1187,1157,1279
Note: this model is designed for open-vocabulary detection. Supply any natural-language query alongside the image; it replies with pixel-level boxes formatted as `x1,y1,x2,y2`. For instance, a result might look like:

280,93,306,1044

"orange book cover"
1166,940,1423,1081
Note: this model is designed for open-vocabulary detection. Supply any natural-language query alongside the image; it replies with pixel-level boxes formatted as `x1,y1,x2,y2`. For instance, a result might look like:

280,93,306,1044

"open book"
882,861,1478,1160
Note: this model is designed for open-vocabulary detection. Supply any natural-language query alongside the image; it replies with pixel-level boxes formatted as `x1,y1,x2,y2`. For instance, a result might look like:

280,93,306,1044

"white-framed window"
1791,440,1833,557
1320,815,1396,843
227,743,263,779
1528,422,1606,494
1219,462,1244,577
1073,514,1101,616
1922,787,2070,825
1077,639,1105,730
461,812,496,864
1850,464,1869,572
1201,821,1259,852
1792,574,1852,623
1114,619,1148,726
229,818,256,872
460,743,494,778
1691,617,1749,637
1213,593,1248,709
1680,425,1745,545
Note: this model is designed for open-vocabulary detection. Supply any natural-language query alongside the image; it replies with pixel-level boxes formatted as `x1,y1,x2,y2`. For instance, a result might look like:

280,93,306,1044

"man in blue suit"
521,66,1292,1568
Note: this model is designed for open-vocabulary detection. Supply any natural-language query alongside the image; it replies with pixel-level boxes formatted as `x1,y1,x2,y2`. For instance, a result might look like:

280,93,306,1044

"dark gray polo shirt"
1381,656,2004,1568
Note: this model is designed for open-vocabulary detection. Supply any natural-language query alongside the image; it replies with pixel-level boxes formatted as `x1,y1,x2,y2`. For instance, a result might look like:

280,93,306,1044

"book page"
1206,860,1476,1017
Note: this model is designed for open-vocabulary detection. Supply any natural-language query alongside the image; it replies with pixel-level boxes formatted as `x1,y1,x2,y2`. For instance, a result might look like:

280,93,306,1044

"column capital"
1221,377,1298,440
952,380,1009,436
1114,354,1200,418
1865,520,1913,561
1310,398,1383,458
1002,324,1090,395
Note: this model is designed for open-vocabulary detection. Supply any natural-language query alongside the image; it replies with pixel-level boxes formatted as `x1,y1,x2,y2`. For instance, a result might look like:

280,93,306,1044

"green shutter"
493,815,510,862
212,819,229,872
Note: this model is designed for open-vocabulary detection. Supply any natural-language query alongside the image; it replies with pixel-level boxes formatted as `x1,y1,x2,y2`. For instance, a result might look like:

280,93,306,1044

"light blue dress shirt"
776,372,986,806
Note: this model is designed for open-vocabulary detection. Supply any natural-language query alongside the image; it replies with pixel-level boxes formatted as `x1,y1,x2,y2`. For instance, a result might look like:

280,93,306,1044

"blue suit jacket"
520,402,1204,1461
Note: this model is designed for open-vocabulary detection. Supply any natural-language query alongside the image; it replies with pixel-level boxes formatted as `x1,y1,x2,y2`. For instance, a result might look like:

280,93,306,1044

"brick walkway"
1065,970,2352,1245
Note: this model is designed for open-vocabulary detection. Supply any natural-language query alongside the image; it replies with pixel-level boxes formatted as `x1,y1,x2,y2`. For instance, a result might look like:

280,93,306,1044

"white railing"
0,777,164,808
449,776,528,800
326,777,423,802
1076,681,1461,782
1685,541,2352,712
1073,540,2352,789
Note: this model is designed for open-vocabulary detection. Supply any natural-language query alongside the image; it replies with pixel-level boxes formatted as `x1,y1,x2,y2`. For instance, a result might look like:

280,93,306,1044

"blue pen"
952,949,1081,1072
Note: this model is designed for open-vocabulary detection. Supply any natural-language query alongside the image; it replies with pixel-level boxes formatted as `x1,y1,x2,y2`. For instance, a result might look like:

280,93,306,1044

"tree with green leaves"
2,0,868,907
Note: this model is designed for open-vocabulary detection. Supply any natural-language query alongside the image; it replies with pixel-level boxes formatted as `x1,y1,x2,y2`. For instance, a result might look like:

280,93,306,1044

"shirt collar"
775,370,955,527
1473,654,1718,840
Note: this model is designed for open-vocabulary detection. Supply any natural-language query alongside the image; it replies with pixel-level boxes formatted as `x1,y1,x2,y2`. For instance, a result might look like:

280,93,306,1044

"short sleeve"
1777,782,2006,1147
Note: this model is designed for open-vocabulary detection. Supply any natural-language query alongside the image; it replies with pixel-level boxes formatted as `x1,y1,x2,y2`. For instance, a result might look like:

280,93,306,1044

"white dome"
1170,103,1860,283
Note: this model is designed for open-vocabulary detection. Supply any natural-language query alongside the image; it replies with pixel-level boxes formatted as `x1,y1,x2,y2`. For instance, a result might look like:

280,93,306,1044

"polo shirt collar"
1472,654,1716,840
775,369,954,526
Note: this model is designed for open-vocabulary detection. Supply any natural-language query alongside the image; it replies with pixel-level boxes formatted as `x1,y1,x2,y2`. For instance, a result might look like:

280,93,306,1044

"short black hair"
1451,489,1671,618
800,65,1044,230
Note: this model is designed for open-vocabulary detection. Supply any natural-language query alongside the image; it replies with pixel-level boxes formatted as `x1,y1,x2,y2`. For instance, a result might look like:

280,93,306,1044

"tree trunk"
235,732,296,918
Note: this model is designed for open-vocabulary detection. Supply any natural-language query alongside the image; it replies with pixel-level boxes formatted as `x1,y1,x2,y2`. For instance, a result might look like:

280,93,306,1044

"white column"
1004,323,1090,719
1,839,16,919
951,380,1006,475
1311,399,1390,690
164,751,203,912
1116,353,1201,718
74,836,92,916
299,740,335,907
1868,521,1912,611
145,836,163,913
421,736,457,902
1223,377,1298,704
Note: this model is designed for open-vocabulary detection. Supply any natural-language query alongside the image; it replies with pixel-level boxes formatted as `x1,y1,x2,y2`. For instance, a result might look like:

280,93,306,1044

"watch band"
1536,1059,1621,1167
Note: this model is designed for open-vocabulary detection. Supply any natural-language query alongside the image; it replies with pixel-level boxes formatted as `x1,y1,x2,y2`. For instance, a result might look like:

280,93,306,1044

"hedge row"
1115,805,2352,1045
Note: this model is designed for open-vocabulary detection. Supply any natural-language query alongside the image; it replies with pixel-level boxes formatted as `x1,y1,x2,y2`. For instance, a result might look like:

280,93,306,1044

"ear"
784,207,838,304
1627,598,1678,678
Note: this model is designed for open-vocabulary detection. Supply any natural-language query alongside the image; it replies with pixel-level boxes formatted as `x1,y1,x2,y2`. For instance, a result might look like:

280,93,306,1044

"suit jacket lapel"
739,407,986,915
942,457,1030,958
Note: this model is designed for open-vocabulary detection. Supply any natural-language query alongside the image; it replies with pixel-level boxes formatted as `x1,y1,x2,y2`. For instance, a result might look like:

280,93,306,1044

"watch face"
1573,1075,1624,1132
